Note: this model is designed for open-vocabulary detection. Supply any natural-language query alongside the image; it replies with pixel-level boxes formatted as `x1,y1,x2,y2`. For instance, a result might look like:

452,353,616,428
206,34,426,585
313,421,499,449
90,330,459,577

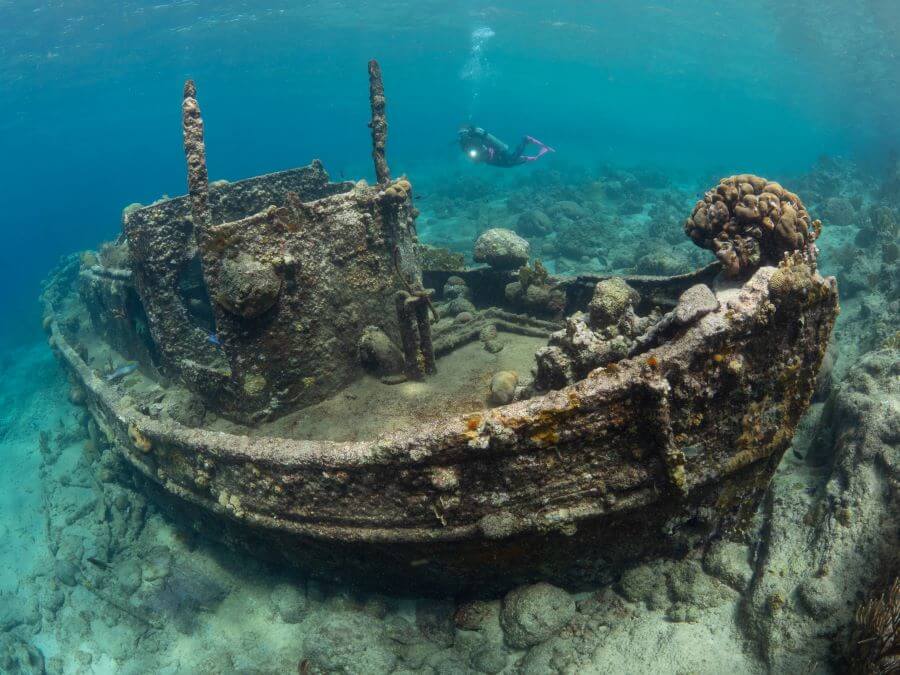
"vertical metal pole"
182,80,211,239
367,60,391,184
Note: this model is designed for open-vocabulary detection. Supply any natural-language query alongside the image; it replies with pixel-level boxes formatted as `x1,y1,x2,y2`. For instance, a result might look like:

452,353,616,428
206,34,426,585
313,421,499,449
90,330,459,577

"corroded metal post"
367,59,391,184
395,291,423,380
414,298,436,375
182,80,211,235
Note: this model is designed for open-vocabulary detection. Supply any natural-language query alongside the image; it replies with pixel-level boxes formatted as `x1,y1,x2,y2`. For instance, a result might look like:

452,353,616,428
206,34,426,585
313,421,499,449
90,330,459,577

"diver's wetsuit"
459,126,554,167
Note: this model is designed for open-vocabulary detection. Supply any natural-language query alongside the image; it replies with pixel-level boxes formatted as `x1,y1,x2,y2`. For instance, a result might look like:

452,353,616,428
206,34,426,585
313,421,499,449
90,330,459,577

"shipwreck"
42,61,838,595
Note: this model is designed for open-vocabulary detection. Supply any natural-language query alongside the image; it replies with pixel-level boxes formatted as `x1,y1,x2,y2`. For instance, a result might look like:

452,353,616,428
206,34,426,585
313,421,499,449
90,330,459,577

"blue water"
2,1,898,348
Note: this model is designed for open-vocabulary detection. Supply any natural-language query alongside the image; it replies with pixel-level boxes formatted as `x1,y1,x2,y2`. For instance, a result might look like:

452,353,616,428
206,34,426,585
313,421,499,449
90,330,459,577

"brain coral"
684,174,821,277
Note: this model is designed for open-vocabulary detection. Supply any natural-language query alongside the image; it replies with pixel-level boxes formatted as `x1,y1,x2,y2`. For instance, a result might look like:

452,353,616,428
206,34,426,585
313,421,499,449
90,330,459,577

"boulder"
500,582,575,648
474,229,530,270
302,611,397,674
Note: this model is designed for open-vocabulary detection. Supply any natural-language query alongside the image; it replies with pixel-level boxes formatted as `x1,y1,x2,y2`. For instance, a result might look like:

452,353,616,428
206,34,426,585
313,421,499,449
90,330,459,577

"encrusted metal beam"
182,80,211,236
367,59,390,184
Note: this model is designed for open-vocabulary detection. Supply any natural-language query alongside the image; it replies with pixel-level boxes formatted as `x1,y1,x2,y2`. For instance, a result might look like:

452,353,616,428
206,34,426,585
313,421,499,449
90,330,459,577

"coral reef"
684,174,821,277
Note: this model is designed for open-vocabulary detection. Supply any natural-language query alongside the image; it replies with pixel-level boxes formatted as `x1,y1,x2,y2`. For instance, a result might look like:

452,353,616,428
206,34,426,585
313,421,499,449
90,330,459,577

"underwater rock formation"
685,174,821,277
474,228,531,270
742,347,899,673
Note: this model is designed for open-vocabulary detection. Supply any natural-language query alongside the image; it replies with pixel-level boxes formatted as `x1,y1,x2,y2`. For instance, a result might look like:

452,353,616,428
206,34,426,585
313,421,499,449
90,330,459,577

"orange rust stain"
530,427,560,446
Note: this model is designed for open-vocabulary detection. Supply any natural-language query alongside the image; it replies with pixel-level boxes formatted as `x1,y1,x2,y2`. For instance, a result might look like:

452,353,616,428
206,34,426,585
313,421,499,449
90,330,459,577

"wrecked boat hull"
45,263,838,595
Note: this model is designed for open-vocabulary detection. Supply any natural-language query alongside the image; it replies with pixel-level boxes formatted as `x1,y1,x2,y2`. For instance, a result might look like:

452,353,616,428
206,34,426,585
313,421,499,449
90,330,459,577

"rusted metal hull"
45,263,838,595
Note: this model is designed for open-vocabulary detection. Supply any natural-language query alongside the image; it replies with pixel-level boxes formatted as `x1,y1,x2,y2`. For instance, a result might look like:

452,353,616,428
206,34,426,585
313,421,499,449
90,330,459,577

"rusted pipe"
367,59,391,184
182,80,211,236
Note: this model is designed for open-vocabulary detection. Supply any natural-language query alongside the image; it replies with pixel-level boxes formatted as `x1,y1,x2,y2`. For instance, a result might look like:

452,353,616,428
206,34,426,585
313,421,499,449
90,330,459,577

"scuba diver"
458,125,555,167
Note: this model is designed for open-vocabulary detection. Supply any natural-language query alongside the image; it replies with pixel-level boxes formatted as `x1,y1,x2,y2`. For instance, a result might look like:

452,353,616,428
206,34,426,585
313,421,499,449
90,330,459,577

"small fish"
206,332,221,346
105,363,138,382
87,556,109,570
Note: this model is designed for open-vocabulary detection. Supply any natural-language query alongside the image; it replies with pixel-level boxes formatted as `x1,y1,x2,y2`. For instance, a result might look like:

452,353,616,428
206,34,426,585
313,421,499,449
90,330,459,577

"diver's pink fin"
522,135,555,161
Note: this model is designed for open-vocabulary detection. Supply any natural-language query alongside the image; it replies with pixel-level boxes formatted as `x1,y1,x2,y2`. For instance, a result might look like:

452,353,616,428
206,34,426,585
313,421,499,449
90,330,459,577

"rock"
552,200,588,220
822,196,856,226
216,252,281,318
270,581,307,623
383,615,420,645
617,560,671,610
797,576,840,620
500,582,575,648
673,284,719,326
0,593,39,631
302,611,397,674
68,386,86,405
454,311,474,324
703,540,753,592
416,598,456,647
517,209,552,236
0,634,44,675
588,278,640,329
54,558,79,587
358,326,404,376
667,560,736,610
489,371,519,406
742,348,900,672
524,283,551,307
469,641,508,673
473,228,530,270
448,298,477,317
142,545,172,582
115,558,143,595
139,560,228,635
454,599,499,631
